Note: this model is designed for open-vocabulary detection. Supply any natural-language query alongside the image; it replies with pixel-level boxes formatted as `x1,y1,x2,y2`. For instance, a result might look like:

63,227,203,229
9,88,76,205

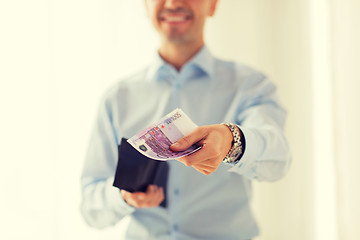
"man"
80,0,291,239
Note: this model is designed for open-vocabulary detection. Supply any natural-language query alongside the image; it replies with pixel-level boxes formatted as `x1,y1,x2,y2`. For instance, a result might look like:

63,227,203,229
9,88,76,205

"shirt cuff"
227,126,264,177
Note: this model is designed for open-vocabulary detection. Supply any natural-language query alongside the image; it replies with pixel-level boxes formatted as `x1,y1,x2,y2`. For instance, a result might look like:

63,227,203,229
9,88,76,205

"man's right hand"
120,185,164,208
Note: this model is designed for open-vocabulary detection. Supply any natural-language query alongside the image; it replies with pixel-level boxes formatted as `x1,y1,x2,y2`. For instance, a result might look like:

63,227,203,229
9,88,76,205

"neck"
158,40,204,71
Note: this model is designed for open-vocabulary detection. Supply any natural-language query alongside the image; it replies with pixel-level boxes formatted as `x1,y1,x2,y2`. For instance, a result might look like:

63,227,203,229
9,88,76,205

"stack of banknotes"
127,109,201,161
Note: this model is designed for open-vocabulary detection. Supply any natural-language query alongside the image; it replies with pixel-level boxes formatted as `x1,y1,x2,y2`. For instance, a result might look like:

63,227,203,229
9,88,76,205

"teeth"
163,16,187,22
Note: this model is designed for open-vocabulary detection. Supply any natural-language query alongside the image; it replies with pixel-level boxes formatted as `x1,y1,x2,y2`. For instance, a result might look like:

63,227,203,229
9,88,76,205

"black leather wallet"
113,138,169,207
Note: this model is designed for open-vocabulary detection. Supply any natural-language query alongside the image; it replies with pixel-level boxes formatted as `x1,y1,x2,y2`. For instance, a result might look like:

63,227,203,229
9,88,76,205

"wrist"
222,123,244,163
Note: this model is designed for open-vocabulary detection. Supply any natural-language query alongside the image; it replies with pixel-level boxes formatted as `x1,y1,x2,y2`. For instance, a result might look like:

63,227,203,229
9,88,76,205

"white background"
1,0,359,239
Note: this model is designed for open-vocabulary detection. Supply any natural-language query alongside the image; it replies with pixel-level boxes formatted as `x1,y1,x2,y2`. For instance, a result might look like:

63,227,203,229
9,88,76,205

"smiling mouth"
160,15,191,23
159,8,192,23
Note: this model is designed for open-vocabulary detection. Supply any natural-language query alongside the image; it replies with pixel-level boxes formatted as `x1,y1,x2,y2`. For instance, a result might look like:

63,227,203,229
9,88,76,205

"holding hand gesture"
171,124,234,175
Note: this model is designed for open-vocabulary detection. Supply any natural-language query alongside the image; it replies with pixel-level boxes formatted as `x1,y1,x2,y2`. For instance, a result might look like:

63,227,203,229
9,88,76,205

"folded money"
127,108,201,161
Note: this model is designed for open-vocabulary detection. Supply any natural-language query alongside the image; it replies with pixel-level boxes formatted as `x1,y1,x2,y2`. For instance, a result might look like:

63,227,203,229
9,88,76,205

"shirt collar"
146,45,215,82
184,45,215,78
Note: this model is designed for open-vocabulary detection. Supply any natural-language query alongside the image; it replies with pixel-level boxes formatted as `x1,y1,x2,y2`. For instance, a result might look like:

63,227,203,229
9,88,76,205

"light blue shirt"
80,46,291,240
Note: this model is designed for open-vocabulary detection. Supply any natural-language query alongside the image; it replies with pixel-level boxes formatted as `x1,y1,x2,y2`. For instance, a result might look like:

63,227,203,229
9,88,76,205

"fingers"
191,162,218,175
170,127,207,151
145,185,164,206
173,124,234,175
121,185,164,208
177,142,222,167
121,190,146,207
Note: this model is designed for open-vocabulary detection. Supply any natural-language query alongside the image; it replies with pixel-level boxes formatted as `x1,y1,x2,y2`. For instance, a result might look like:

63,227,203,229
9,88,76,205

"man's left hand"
170,124,233,175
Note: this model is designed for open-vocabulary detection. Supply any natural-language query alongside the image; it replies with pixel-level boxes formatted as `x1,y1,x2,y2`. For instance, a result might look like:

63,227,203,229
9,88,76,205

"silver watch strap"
223,123,243,163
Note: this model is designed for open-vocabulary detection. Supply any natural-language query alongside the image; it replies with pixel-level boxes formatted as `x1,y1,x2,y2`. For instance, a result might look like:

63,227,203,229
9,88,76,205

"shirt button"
174,189,179,195
172,224,179,231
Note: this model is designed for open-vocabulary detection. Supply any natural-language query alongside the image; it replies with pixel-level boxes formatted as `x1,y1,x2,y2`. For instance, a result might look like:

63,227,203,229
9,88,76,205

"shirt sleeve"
80,94,135,229
227,73,292,182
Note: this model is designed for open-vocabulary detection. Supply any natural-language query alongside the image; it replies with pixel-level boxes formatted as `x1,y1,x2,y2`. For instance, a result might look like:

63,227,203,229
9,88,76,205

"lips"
159,8,192,23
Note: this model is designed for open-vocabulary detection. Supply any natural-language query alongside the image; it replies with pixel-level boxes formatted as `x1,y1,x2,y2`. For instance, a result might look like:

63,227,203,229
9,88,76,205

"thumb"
170,127,205,151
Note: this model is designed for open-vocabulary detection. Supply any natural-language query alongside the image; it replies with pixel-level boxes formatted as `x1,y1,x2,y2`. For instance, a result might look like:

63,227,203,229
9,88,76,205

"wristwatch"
223,123,243,163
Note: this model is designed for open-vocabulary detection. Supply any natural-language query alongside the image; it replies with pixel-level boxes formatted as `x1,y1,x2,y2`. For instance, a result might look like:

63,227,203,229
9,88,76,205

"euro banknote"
127,108,200,161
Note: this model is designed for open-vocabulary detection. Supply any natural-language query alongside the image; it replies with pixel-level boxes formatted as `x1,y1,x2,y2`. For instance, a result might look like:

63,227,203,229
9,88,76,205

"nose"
163,0,185,9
